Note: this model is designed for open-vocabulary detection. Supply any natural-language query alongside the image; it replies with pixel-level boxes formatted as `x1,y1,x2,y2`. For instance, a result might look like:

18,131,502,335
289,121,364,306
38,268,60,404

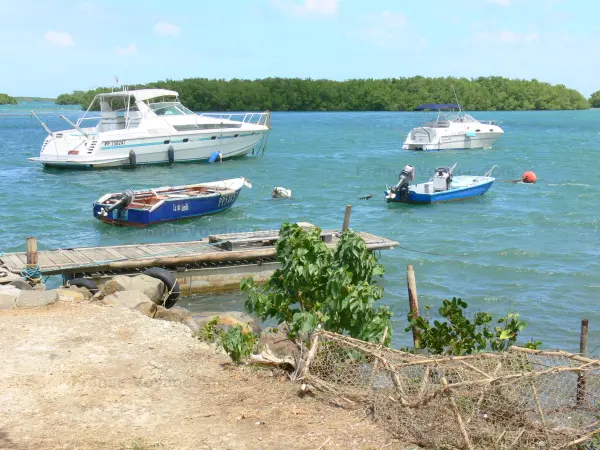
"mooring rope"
395,244,478,257
21,263,42,281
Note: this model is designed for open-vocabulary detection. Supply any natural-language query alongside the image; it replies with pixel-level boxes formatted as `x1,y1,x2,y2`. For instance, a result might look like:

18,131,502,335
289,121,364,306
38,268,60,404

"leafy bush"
193,316,222,343
221,325,256,364
242,223,391,344
407,297,540,355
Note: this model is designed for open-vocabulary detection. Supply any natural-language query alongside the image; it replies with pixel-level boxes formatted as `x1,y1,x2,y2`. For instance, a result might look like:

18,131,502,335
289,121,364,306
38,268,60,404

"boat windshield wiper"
60,114,89,138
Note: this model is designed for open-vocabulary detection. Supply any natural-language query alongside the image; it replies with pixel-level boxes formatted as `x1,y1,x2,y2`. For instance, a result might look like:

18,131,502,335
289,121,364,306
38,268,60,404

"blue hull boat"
385,163,495,204
93,177,251,226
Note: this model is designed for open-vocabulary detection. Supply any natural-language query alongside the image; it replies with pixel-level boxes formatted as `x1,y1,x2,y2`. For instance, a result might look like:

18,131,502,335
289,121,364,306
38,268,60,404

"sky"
1,0,599,97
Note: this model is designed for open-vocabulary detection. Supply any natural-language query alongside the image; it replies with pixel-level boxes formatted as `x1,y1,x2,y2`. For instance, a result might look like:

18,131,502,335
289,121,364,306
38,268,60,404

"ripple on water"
1,108,600,350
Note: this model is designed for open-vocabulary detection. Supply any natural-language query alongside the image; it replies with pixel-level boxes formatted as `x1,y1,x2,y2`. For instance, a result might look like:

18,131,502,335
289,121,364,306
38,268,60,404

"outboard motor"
391,164,415,202
433,167,452,192
101,189,135,216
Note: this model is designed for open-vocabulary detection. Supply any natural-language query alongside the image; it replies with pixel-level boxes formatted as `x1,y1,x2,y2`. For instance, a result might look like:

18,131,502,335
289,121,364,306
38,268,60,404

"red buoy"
522,171,537,183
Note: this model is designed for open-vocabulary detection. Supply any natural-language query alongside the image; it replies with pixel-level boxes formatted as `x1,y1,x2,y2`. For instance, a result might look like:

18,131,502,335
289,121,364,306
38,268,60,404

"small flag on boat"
114,75,120,85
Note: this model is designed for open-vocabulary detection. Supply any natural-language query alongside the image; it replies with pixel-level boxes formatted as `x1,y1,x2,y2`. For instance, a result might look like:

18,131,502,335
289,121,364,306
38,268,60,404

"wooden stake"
368,327,388,389
577,319,589,405
531,381,551,446
441,376,474,450
342,205,352,231
299,332,320,380
26,237,38,266
406,265,421,348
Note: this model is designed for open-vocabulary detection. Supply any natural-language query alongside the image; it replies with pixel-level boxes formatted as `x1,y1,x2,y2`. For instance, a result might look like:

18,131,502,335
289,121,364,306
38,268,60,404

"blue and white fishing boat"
93,177,251,226
384,163,495,204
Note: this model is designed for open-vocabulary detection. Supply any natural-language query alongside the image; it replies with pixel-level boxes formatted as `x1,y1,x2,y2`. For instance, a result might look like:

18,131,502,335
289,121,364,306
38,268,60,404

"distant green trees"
56,76,590,111
589,90,600,108
0,93,17,105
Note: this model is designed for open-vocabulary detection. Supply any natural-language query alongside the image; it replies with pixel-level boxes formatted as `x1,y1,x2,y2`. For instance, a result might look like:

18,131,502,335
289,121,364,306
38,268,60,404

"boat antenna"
451,85,463,113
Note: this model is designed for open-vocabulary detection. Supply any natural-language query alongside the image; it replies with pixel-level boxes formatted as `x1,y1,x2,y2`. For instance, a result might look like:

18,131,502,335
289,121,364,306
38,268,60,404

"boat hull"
93,181,243,227
405,179,494,204
386,177,494,205
31,131,266,169
403,132,502,151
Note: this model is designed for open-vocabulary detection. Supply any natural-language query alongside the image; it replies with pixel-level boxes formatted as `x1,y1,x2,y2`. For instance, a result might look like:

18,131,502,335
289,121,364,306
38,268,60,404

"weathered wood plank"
112,247,147,259
63,250,95,266
79,249,120,263
101,248,128,261
1,254,26,271
137,246,163,256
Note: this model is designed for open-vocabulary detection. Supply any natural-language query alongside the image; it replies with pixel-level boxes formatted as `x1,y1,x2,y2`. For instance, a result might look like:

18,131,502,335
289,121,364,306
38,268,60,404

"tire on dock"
142,268,180,308
65,278,100,295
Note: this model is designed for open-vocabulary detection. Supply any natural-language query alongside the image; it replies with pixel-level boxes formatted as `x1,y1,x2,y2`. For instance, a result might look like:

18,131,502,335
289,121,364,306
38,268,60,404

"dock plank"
0,228,398,276
102,248,128,261
113,247,147,259
47,250,79,267
1,254,25,271
64,250,96,266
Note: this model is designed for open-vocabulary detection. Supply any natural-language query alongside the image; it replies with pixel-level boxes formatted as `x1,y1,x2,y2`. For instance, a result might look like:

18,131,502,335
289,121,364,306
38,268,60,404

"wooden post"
406,264,421,348
577,319,589,405
342,205,352,232
26,237,38,266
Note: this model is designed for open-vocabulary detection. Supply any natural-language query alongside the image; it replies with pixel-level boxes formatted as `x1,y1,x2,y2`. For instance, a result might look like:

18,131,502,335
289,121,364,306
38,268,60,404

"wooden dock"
0,227,398,293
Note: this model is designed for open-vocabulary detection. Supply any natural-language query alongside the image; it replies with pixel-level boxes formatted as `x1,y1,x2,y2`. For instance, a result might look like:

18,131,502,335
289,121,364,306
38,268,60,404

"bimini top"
99,89,179,102
413,103,459,111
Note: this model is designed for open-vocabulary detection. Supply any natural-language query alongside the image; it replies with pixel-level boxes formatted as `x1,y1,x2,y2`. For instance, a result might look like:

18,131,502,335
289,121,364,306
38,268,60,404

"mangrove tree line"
56,76,590,111
589,90,600,108
0,93,17,105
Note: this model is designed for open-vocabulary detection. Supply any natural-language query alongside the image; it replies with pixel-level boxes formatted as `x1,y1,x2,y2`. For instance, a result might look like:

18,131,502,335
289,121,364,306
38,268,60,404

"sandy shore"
0,302,405,449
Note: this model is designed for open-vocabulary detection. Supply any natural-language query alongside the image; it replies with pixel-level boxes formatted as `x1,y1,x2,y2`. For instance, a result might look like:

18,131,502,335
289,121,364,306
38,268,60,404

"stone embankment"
0,273,259,335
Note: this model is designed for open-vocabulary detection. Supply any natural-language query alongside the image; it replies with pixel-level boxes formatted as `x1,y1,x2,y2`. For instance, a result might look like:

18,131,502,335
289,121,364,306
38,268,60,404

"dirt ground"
0,302,410,450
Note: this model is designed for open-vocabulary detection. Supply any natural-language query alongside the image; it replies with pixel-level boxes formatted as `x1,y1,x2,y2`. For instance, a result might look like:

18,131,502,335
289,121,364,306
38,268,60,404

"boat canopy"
413,103,459,111
99,89,179,102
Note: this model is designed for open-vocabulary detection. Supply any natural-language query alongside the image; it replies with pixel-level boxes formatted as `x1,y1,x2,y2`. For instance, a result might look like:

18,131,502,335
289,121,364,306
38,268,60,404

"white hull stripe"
101,132,259,150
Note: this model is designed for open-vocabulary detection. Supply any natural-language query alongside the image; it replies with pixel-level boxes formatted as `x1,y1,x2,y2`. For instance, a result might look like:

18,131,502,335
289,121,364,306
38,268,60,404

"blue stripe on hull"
93,189,241,226
408,180,494,204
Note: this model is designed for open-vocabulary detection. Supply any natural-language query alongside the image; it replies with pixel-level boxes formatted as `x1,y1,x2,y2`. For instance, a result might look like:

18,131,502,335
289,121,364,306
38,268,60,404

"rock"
193,311,261,335
0,269,22,285
14,290,59,308
9,280,33,290
102,275,165,304
32,283,46,291
154,306,200,331
56,286,92,302
258,323,298,361
135,302,158,318
90,290,105,302
101,290,154,309
0,285,21,310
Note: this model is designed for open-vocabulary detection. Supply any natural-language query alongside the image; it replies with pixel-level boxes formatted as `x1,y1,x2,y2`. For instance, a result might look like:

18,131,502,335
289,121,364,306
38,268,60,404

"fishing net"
302,330,600,449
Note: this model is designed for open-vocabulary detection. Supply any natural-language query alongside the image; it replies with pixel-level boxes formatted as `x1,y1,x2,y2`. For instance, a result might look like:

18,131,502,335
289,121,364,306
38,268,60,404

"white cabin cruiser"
403,103,503,151
29,88,270,169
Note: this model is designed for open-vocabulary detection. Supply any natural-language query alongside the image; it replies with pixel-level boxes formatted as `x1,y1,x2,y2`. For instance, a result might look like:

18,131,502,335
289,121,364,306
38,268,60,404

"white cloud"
347,11,407,47
44,30,74,47
154,21,181,37
477,30,539,44
488,0,511,5
115,43,137,56
272,0,339,17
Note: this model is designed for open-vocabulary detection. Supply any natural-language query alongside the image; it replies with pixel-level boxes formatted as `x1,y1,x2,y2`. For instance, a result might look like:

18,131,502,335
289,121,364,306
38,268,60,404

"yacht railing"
76,116,101,127
198,111,271,128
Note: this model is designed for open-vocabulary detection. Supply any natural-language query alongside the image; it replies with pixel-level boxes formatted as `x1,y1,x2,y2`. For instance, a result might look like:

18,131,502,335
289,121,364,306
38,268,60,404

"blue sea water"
1,102,599,352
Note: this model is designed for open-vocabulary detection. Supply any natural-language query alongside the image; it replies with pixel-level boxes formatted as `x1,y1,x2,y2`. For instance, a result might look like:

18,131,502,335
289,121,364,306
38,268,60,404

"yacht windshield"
149,102,193,116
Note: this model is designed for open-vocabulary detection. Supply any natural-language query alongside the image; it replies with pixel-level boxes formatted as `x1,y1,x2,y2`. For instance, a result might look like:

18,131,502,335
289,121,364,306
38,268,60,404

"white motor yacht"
402,103,503,151
29,88,270,169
